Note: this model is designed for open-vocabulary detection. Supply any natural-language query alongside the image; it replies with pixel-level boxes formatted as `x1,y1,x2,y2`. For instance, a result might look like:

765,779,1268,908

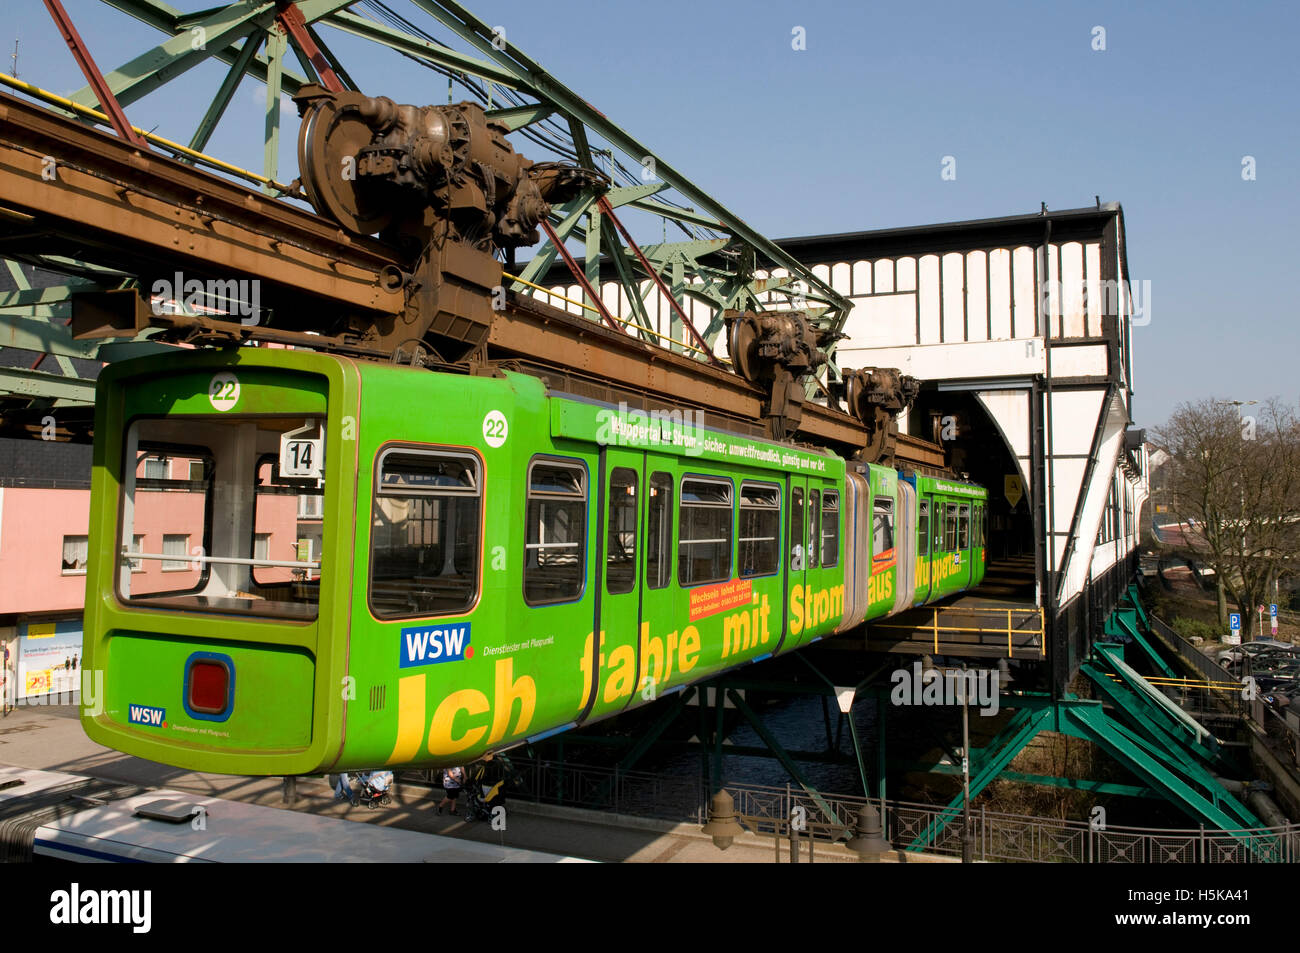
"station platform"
0,705,946,863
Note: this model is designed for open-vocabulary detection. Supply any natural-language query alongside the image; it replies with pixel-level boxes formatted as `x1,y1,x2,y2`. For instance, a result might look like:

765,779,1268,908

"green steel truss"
0,0,852,412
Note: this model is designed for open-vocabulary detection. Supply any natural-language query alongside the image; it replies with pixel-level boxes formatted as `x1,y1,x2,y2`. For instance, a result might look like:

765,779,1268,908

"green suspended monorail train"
80,349,986,775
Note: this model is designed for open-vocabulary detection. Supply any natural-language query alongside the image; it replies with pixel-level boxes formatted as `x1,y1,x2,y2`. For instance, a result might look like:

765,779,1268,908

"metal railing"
424,757,1300,862
870,605,1046,657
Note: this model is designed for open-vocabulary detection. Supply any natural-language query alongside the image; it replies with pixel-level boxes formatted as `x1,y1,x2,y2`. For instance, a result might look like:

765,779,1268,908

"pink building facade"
0,460,302,706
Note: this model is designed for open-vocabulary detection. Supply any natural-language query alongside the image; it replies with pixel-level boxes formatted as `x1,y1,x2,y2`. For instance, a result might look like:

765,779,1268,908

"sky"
6,0,1299,430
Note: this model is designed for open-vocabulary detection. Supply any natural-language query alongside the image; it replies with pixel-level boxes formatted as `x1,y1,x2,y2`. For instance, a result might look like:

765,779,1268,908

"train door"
956,502,973,591
585,447,646,721
782,475,809,649
637,454,678,698
893,481,916,614
838,470,871,631
916,494,934,606
971,503,986,586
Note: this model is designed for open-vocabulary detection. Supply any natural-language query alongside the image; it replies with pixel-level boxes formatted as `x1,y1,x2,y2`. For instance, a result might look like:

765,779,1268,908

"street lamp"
846,801,892,862
701,789,744,851
924,656,975,863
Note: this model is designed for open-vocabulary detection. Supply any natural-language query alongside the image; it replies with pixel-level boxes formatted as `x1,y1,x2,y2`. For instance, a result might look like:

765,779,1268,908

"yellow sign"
1004,475,1024,509
27,622,56,638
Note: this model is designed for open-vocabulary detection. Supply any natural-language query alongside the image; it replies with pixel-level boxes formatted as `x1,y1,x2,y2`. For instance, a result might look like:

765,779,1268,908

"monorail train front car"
81,349,986,775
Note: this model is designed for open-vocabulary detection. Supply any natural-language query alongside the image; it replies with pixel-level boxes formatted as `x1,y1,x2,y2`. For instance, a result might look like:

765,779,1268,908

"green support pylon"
1056,703,1262,835
1104,607,1175,679
907,707,1051,852
1086,646,1220,763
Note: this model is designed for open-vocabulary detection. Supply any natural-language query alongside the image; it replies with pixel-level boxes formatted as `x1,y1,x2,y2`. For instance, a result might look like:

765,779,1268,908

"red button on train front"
189,661,229,714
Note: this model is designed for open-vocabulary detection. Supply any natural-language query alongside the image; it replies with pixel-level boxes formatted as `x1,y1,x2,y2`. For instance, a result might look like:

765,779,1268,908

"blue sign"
1229,613,1241,630
400,623,471,668
1270,604,1278,617
128,704,166,727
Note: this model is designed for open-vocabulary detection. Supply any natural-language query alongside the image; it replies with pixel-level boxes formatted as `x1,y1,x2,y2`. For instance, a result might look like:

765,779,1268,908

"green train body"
80,349,987,775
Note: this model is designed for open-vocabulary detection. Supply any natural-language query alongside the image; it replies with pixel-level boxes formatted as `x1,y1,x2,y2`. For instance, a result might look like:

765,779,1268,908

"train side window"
873,497,894,555
958,504,970,549
790,487,805,570
945,503,959,550
808,490,821,569
679,477,732,586
821,490,839,568
606,468,638,595
524,458,587,605
646,472,672,590
918,500,930,553
370,449,480,618
738,481,780,577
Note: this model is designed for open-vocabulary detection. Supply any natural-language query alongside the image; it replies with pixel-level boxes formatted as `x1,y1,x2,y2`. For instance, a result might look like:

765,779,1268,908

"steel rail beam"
0,365,97,403
0,91,399,318
494,294,870,454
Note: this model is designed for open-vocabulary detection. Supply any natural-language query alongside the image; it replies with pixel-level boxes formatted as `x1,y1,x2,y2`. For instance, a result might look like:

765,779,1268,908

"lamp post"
703,787,893,862
923,656,975,863
959,663,974,864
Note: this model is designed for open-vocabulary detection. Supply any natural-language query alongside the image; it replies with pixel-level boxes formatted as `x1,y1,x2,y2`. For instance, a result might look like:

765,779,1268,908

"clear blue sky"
7,0,1299,429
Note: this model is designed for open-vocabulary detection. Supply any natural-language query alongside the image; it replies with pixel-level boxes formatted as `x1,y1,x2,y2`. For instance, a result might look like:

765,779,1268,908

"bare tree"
1154,398,1300,639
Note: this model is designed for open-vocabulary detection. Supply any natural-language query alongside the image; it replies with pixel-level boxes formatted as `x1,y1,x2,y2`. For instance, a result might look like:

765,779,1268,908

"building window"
254,533,270,563
61,535,89,575
370,448,481,617
606,468,638,595
162,534,190,571
143,457,168,481
738,482,780,578
821,490,840,568
127,534,146,572
919,501,930,553
958,504,970,549
298,493,323,520
524,458,587,605
678,477,732,586
646,472,672,590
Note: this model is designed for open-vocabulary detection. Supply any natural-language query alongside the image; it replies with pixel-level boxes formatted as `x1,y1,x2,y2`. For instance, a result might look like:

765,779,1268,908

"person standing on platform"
437,765,464,815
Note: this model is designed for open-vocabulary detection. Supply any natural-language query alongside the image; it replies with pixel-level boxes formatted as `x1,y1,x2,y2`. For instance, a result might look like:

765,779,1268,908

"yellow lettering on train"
603,644,635,703
868,571,894,605
386,673,427,765
637,622,662,686
428,688,489,756
577,630,606,708
787,584,843,636
488,657,535,745
679,625,700,673
720,595,773,658
723,611,750,656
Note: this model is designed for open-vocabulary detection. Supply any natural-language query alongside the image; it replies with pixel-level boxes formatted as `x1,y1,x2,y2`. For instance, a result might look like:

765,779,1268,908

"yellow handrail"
0,71,294,193
504,270,729,364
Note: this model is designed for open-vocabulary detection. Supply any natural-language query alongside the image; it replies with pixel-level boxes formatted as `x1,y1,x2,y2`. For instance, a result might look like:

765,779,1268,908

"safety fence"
403,758,1300,862
1148,614,1300,764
